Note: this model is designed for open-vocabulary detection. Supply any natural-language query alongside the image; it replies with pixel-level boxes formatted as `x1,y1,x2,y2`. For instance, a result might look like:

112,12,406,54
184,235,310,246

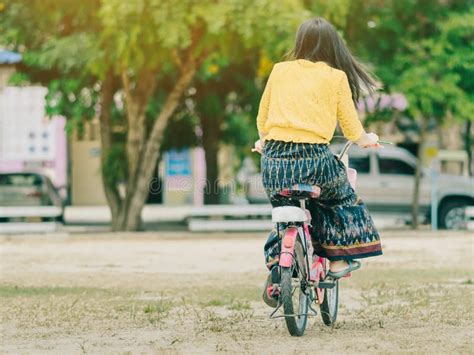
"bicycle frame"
276,207,327,303
279,227,298,268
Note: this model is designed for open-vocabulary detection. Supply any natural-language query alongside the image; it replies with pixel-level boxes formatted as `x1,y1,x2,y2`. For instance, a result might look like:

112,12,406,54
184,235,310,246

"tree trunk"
439,111,464,174
201,115,222,204
464,120,472,176
119,61,198,231
121,69,157,190
98,70,124,231
411,118,428,229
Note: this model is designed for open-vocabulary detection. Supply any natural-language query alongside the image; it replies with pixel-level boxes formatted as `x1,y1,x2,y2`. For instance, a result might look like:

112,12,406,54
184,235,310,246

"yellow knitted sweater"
256,59,365,144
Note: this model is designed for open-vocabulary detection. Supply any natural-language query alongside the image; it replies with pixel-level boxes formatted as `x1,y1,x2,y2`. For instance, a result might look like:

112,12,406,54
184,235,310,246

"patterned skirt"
262,140,382,261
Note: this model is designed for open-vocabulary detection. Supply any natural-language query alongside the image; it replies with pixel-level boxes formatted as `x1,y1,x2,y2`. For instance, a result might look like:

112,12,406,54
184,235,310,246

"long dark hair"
288,18,378,103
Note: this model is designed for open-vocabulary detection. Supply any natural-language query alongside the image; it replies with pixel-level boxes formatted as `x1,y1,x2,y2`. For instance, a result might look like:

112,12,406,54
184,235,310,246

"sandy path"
1,230,473,354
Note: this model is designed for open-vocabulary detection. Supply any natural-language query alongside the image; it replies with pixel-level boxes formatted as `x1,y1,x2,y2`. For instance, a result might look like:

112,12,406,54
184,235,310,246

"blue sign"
166,149,192,177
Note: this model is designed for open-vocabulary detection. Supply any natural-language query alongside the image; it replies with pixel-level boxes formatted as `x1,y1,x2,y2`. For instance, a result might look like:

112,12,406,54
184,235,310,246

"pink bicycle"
265,140,357,336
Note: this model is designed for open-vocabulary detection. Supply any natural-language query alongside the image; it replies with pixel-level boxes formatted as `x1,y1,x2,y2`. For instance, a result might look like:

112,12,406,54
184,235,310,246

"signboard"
166,149,192,177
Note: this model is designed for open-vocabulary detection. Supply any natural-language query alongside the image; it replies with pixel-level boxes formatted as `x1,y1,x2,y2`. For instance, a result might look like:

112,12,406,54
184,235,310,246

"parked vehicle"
0,172,64,221
245,145,474,229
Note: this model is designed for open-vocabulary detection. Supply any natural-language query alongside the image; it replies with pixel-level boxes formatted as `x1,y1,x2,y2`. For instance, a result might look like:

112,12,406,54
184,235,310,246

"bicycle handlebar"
338,141,353,160
336,137,393,160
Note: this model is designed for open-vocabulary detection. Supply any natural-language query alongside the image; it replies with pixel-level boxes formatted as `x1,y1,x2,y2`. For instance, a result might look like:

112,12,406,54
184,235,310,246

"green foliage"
321,0,474,128
0,0,101,134
305,0,351,28
97,0,306,75
45,79,98,120
102,143,127,187
161,111,199,152
438,8,474,114
395,5,474,122
363,107,398,126
0,0,100,71
7,72,30,85
23,33,96,73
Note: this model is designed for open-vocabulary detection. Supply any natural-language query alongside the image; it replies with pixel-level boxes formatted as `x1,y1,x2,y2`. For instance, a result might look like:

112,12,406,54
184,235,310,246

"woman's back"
257,59,364,145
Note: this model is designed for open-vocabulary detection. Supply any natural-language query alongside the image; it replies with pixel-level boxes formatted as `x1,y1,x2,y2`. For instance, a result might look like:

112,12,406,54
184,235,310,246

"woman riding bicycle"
255,17,383,283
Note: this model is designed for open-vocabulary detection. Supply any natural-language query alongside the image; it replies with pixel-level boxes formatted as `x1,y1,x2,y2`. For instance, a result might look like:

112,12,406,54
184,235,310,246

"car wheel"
439,200,470,230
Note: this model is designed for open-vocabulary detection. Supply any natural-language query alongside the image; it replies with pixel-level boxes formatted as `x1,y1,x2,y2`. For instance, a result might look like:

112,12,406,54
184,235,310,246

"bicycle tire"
280,237,309,336
320,278,339,326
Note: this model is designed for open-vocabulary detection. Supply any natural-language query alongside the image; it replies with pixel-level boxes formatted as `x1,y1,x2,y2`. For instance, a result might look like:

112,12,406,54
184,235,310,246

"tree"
1,0,306,230
396,7,474,228
99,0,309,224
323,0,473,228
195,55,270,204
185,0,308,204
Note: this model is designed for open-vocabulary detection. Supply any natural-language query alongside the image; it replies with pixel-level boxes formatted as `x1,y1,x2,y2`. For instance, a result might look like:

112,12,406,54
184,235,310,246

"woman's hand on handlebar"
251,139,264,154
355,132,382,148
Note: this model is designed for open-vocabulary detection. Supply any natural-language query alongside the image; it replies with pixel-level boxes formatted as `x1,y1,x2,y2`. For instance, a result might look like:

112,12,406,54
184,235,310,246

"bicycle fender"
279,227,298,267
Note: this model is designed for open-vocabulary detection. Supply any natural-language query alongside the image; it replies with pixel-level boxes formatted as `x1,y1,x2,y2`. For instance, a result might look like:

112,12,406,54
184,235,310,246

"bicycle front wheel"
280,237,309,336
320,278,339,326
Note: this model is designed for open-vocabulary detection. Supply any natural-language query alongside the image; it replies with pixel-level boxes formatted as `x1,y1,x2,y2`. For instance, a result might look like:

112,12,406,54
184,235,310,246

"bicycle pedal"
317,281,336,289
271,266,280,284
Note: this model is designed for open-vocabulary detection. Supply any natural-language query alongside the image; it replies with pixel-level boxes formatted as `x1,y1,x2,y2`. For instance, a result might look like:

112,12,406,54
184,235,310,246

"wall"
0,85,67,192
70,120,107,205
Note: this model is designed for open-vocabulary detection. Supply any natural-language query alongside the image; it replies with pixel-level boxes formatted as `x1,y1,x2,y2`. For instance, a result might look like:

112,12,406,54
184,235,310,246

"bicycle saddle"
278,184,321,199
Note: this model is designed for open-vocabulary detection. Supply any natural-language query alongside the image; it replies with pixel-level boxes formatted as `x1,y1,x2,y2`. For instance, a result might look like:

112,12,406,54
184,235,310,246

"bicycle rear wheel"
280,237,309,336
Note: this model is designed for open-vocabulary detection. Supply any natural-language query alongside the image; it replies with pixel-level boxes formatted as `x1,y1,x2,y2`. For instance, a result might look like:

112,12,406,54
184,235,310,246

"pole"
431,159,439,231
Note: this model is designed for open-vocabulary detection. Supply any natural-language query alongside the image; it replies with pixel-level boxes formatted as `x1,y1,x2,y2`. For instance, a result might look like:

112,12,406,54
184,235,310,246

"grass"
143,300,173,314
194,284,261,308
342,269,474,330
227,299,251,311
0,284,176,330
192,308,255,334
2,232,473,353
143,298,174,324
351,267,474,288
203,299,227,307
202,298,252,311
3,272,472,335
0,285,107,298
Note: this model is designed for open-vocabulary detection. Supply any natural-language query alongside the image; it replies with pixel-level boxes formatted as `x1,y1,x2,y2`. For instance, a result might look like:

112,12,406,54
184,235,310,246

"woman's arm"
337,72,379,147
256,67,275,141
336,71,365,142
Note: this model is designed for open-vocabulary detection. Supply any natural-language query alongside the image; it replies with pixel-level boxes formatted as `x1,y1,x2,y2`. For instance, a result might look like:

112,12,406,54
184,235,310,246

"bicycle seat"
278,184,321,199
272,206,308,223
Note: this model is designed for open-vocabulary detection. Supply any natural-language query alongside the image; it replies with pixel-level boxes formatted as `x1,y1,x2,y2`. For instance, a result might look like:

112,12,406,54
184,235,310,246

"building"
0,50,67,197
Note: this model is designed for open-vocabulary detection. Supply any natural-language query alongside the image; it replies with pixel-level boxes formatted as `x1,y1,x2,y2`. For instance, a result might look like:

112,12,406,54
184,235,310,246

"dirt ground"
1,229,473,354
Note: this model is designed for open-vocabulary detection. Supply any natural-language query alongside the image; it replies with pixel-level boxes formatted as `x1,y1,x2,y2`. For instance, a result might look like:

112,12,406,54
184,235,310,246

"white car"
0,172,65,222
245,145,474,229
